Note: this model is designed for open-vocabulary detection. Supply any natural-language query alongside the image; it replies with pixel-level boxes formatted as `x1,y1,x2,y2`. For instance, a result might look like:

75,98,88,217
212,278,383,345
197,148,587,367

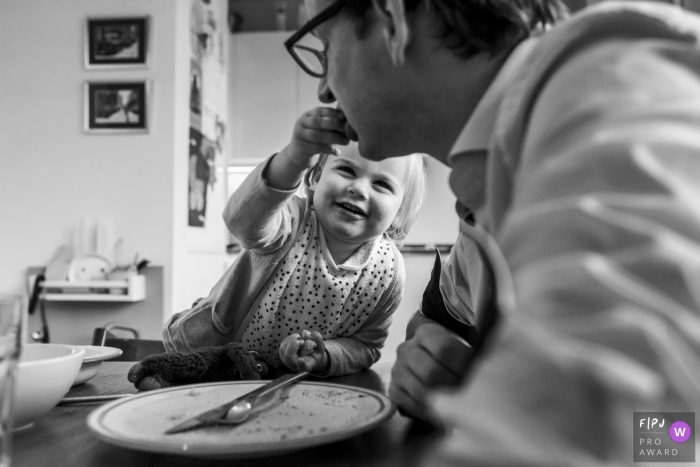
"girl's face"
313,144,407,248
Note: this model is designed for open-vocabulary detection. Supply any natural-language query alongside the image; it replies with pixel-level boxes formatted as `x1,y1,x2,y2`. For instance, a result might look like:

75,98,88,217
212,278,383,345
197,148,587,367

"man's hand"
389,321,474,421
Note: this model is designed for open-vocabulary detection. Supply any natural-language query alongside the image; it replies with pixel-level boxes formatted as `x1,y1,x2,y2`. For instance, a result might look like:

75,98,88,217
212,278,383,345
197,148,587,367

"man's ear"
371,0,410,67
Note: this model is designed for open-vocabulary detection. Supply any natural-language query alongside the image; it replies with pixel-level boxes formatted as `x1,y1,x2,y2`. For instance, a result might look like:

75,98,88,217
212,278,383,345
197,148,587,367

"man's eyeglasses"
284,0,350,78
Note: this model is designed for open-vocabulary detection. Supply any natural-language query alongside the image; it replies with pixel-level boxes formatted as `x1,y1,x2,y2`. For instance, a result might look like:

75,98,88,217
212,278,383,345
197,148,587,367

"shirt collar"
447,37,539,165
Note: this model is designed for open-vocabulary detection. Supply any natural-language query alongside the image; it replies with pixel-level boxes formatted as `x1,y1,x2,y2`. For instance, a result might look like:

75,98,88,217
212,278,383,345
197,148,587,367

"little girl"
162,107,426,377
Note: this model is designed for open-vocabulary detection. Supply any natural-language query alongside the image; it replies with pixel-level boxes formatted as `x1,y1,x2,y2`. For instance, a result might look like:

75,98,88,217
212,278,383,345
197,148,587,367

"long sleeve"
430,27,700,466
321,247,405,377
223,155,304,254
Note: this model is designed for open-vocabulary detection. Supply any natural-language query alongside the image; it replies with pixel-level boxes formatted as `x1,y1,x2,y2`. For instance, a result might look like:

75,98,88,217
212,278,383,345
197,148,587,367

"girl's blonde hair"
303,151,427,247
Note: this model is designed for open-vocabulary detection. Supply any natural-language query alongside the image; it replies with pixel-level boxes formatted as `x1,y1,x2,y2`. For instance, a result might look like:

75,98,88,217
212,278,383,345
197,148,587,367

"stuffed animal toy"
127,343,278,392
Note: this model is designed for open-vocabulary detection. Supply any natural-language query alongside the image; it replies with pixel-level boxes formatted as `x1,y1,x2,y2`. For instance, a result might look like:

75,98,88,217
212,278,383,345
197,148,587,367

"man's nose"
318,76,336,103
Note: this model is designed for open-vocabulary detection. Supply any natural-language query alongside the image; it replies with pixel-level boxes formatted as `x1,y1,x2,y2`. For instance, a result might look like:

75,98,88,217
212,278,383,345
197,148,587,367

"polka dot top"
240,208,396,365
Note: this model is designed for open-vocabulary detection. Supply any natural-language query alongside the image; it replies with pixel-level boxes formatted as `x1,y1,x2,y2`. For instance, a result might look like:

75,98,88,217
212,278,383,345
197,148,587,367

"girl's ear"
385,216,401,239
390,218,401,233
371,0,410,67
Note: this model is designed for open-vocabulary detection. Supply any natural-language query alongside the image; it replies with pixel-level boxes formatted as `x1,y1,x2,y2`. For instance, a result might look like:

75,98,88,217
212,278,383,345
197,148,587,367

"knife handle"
249,371,309,402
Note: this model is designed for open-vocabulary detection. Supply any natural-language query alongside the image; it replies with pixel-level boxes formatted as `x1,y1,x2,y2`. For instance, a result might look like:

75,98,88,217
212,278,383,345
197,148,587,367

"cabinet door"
229,32,298,161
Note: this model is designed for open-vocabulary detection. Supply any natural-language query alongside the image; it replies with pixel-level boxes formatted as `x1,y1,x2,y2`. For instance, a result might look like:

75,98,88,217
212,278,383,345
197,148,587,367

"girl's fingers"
298,125,349,145
297,355,316,373
280,335,302,359
301,109,347,134
306,330,325,351
292,129,348,156
303,106,345,120
300,340,316,357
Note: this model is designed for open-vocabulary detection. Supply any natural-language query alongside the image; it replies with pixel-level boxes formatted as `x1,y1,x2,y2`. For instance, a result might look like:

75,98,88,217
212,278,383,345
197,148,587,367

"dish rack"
40,275,146,302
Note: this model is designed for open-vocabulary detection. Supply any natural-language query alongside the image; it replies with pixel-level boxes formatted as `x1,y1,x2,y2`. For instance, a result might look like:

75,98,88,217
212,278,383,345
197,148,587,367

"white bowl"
14,343,84,429
71,345,123,386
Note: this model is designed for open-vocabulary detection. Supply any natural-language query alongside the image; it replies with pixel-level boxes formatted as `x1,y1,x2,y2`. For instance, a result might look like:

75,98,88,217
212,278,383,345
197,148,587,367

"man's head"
338,0,567,57
298,0,567,161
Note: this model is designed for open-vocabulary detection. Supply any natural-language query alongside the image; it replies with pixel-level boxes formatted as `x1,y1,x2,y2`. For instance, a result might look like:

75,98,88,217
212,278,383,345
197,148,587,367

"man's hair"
345,0,569,58
303,151,427,246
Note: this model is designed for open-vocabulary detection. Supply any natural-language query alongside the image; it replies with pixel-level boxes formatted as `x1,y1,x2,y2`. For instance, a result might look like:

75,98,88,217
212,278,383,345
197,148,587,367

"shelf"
40,275,146,302
399,244,453,254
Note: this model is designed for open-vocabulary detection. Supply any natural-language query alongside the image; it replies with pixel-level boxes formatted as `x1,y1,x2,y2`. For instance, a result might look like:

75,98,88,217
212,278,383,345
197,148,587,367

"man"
288,0,700,464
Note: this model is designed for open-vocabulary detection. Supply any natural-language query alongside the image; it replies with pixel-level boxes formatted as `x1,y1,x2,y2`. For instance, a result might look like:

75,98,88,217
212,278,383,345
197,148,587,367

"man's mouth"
336,202,366,217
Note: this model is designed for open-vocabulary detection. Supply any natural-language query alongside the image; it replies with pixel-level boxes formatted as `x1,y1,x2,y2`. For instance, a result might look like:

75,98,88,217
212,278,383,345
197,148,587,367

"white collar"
447,37,539,165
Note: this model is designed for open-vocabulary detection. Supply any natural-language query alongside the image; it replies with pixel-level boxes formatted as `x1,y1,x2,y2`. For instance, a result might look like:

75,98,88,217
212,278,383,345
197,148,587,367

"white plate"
71,346,123,386
76,345,123,363
87,380,395,459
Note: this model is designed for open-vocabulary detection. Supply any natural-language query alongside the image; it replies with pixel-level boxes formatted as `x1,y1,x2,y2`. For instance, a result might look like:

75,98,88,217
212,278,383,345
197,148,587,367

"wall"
228,31,321,165
175,0,232,315
0,0,192,340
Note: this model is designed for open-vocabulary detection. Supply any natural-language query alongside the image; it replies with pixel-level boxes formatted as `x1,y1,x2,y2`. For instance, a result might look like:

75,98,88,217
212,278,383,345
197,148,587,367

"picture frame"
84,81,149,133
85,17,149,68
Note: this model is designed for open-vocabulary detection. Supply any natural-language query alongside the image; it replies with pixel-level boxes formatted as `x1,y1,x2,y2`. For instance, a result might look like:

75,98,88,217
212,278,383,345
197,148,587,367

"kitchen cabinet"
228,31,320,164
25,266,165,345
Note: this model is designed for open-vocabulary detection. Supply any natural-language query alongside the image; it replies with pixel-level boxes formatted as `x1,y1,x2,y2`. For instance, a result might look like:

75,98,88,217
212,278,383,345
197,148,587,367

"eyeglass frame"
284,0,352,78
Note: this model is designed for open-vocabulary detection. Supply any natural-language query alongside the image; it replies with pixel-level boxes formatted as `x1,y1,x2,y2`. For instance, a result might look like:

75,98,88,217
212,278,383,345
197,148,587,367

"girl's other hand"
278,330,330,373
297,330,329,373
279,333,304,371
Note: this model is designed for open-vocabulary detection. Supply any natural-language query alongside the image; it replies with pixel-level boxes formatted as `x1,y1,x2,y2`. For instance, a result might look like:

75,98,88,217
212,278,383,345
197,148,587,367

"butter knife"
164,371,309,435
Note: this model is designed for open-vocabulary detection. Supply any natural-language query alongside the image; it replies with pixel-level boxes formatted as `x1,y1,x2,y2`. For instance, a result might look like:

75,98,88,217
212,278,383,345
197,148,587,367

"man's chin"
357,140,398,162
345,121,359,142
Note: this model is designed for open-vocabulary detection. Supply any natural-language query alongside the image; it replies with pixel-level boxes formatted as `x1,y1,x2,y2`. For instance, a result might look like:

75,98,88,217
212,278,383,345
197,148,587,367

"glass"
284,0,349,77
0,296,23,467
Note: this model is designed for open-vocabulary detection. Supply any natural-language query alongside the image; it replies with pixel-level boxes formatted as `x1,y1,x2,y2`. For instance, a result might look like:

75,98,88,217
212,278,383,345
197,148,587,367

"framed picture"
84,81,149,133
85,17,149,68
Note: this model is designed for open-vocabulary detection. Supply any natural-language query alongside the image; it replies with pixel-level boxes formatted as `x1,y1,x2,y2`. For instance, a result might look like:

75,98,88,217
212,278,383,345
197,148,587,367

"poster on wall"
188,128,216,227
187,0,227,228
190,60,203,122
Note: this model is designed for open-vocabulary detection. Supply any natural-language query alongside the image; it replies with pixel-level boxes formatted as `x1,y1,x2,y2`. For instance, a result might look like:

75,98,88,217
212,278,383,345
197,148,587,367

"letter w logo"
674,427,687,437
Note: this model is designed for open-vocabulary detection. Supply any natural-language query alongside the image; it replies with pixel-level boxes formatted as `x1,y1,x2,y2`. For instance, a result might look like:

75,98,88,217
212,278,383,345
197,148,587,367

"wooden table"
13,362,445,467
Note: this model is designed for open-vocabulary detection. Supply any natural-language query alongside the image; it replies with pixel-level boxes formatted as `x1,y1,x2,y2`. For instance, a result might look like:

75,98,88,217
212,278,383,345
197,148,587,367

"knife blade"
164,371,309,435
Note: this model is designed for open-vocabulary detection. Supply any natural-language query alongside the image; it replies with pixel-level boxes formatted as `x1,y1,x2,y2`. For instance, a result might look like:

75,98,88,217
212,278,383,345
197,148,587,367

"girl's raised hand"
285,107,349,170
